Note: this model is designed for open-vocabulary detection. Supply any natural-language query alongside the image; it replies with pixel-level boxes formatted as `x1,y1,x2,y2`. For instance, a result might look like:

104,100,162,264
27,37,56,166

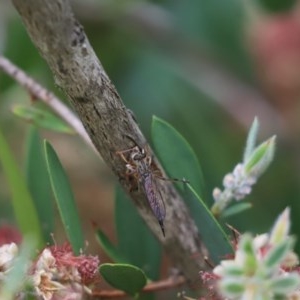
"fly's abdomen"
142,175,166,236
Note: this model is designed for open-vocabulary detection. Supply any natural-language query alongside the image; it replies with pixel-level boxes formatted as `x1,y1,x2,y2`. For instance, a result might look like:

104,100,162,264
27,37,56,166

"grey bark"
11,0,205,281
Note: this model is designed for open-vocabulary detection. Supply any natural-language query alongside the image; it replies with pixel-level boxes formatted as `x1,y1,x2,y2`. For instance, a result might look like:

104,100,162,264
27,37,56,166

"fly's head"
130,146,146,162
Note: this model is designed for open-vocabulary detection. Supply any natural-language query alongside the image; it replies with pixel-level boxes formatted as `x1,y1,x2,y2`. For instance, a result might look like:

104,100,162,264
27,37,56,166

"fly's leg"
116,147,141,192
116,147,136,164
151,169,189,184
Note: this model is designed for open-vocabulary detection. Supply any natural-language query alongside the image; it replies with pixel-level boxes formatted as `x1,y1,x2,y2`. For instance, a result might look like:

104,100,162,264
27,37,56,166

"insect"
116,136,187,236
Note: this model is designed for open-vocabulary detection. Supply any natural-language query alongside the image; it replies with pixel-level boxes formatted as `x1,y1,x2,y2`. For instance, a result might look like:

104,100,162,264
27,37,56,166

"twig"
11,0,205,282
92,276,186,299
0,55,96,152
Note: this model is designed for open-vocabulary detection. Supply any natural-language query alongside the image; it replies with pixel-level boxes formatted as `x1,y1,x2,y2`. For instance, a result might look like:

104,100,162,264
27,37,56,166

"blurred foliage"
1,1,300,297
257,0,297,13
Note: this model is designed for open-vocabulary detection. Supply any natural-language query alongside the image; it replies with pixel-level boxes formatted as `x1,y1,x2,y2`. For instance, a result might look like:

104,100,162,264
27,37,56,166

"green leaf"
245,136,276,175
44,140,84,254
224,265,244,277
12,104,74,134
265,239,293,270
243,117,259,162
96,230,128,263
222,202,252,218
270,274,300,294
151,116,204,197
183,184,233,264
245,141,268,172
99,263,147,296
270,208,290,245
0,127,43,246
220,278,244,297
115,185,162,280
25,127,54,243
239,234,258,274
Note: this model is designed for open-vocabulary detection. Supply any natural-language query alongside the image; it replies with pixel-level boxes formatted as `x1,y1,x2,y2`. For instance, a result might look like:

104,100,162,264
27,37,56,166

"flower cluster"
212,208,300,299
0,235,99,300
211,118,275,216
212,163,257,213
0,243,18,280
32,243,100,300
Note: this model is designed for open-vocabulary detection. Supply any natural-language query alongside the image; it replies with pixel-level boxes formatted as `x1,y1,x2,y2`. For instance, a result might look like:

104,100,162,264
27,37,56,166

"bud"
270,207,291,245
245,136,276,177
211,118,275,216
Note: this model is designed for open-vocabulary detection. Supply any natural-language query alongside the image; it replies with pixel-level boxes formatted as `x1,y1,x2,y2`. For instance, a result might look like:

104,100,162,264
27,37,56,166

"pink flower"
32,243,100,300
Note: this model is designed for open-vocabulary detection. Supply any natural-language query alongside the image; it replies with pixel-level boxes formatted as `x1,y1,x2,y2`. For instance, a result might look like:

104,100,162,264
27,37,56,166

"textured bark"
11,0,205,281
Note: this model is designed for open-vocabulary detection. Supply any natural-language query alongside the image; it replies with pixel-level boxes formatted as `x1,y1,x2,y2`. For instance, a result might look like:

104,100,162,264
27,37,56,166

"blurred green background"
1,0,300,281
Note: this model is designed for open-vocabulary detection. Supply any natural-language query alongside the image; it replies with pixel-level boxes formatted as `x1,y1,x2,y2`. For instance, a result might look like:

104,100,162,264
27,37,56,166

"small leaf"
270,274,300,294
219,278,244,297
243,117,259,162
265,239,294,270
222,202,252,218
99,263,147,296
0,127,43,246
183,184,233,264
13,104,74,134
151,116,204,197
25,127,54,243
239,234,257,274
44,140,84,254
96,230,128,263
245,136,276,176
269,207,291,245
115,185,162,280
223,265,244,277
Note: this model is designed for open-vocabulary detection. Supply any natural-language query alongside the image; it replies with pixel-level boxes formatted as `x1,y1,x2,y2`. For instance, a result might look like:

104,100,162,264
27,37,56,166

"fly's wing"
142,174,166,235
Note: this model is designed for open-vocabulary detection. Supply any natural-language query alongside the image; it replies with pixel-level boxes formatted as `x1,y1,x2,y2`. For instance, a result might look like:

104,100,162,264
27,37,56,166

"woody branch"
11,0,204,281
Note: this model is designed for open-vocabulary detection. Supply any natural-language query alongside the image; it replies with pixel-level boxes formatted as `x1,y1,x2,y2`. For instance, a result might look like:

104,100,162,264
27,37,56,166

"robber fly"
116,136,187,236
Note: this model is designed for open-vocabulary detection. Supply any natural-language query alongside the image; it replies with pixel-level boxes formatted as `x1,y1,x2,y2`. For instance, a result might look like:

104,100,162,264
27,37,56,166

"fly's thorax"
138,169,152,182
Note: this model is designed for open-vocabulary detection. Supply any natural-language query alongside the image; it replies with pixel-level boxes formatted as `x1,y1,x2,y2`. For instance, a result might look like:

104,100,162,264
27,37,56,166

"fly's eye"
131,153,138,160
131,149,141,161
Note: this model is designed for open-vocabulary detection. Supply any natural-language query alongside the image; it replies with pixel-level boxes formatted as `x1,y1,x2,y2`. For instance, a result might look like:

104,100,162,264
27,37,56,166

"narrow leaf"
183,184,233,264
13,104,73,134
0,127,43,246
245,136,276,176
265,239,293,270
243,117,259,162
44,140,84,254
222,202,252,218
99,263,147,296
270,208,291,245
25,127,54,243
115,185,161,280
220,278,244,297
151,116,204,197
239,234,258,274
270,274,300,294
96,230,128,263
